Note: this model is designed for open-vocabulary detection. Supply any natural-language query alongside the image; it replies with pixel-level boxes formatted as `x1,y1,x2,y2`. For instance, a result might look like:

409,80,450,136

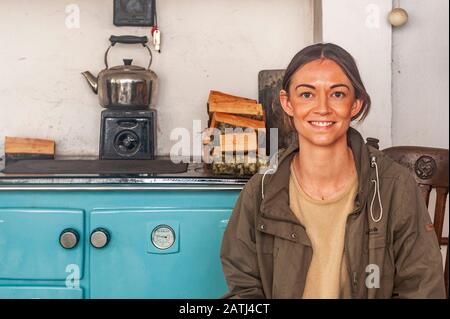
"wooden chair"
381,145,449,298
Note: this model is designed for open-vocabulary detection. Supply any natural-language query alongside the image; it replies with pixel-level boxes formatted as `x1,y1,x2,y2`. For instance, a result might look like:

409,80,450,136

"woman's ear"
279,90,294,117
350,99,363,118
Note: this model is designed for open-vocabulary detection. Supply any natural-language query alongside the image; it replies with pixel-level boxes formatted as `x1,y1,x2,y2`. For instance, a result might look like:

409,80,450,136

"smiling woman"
278,45,370,202
220,43,446,299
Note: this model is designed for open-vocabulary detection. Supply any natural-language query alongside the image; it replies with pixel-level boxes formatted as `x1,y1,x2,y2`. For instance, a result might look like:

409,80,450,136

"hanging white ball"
388,8,409,27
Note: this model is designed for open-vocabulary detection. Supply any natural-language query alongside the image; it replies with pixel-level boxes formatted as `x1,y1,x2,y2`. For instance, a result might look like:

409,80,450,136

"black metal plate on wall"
114,0,155,26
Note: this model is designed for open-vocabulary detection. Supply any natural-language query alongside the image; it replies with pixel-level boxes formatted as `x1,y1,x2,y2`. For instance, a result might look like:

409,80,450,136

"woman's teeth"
310,121,334,126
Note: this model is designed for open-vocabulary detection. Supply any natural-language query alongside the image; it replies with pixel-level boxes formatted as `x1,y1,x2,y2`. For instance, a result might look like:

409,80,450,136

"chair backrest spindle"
381,145,449,298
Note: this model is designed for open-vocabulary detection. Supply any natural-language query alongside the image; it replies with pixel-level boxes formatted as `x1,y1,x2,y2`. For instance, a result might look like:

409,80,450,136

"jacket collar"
260,127,374,224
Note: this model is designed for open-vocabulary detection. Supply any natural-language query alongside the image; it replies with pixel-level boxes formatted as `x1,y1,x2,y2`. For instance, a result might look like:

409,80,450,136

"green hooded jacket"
221,128,446,299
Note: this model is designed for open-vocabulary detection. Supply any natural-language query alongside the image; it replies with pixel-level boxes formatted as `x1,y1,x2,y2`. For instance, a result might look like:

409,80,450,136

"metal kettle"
82,35,158,109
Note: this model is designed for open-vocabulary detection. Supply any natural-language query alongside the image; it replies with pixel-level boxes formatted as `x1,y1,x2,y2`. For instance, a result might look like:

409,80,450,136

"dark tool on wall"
114,0,156,27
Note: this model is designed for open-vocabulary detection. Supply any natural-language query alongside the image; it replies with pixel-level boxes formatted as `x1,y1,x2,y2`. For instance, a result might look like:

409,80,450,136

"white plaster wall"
321,0,393,149
391,0,449,263
392,0,449,149
0,0,314,156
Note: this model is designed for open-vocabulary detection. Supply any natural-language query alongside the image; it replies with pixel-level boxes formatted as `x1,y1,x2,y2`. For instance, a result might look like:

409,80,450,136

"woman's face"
280,58,362,148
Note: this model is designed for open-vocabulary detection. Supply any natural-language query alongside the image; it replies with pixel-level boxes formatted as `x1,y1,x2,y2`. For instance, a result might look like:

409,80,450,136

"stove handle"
90,228,111,249
59,229,80,249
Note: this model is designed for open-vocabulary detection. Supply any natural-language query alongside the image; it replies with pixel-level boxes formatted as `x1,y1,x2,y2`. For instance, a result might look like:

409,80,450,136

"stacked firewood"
203,90,268,176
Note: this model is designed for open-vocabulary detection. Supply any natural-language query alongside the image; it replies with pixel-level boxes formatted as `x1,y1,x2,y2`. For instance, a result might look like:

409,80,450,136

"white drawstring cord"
260,149,281,199
370,156,383,223
261,167,276,200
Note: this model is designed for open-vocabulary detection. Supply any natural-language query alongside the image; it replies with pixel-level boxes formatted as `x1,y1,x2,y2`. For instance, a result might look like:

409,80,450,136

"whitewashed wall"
321,0,393,149
392,0,449,149
391,0,449,264
0,0,314,156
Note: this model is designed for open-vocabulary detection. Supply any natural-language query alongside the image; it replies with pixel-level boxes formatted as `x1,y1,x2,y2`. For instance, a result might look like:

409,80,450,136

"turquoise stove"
0,160,247,299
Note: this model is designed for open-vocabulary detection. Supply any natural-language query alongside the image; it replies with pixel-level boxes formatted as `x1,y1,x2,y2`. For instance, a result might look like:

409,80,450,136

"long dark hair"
281,43,371,129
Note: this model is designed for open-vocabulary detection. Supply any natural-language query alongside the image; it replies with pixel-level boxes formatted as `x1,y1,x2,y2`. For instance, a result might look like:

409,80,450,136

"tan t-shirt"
289,161,357,299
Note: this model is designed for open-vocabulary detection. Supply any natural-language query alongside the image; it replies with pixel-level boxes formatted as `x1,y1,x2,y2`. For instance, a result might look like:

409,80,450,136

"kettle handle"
104,36,153,70
109,35,148,46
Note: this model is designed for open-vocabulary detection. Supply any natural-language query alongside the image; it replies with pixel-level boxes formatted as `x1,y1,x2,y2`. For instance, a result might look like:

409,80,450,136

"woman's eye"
300,92,313,99
332,91,346,98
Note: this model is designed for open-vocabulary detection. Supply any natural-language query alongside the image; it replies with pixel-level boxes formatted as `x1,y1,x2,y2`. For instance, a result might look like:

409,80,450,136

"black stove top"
2,158,187,175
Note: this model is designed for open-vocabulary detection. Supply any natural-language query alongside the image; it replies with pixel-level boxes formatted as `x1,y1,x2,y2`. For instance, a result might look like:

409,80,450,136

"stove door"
0,209,85,281
89,208,231,298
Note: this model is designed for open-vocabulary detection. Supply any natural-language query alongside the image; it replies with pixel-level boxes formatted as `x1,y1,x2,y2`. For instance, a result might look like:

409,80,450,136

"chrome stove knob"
59,229,79,249
90,228,110,249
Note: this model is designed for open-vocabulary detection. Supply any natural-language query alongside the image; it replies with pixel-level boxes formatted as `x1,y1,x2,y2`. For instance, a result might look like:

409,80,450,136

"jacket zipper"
344,201,363,298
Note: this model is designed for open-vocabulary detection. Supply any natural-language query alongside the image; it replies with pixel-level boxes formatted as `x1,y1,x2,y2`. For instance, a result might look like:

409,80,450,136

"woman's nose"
314,92,331,115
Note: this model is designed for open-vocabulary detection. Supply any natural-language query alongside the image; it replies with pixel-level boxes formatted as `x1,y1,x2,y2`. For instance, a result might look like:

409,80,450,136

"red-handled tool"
151,26,161,53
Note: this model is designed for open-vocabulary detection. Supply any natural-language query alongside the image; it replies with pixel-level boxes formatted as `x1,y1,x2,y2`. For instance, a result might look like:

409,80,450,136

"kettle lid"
123,59,133,66
109,59,146,71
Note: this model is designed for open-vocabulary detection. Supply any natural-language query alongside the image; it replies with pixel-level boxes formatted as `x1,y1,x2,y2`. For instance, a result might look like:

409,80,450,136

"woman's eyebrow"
330,84,350,90
294,83,350,90
295,84,316,90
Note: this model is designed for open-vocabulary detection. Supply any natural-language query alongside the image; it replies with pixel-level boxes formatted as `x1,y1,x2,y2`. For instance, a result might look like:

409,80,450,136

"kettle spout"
81,71,98,94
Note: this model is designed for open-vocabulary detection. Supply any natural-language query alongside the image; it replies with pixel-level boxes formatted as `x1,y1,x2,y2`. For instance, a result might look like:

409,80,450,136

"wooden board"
5,136,55,155
208,101,264,116
211,112,266,129
219,132,257,153
208,90,257,104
